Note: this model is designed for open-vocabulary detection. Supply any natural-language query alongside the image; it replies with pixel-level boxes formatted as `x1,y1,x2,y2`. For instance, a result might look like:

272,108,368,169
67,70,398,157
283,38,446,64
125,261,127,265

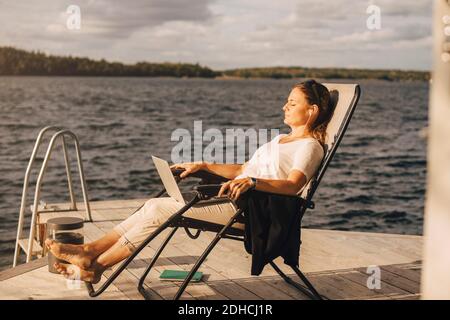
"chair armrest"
171,168,229,184
194,184,314,209
192,171,229,184
193,184,223,198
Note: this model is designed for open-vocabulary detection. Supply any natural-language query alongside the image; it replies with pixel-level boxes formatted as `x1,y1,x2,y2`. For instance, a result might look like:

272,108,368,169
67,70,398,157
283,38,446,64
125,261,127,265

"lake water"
0,77,428,270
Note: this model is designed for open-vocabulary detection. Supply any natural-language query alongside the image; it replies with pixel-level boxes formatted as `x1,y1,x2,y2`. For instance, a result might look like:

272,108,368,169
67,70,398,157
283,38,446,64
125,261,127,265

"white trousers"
113,197,243,251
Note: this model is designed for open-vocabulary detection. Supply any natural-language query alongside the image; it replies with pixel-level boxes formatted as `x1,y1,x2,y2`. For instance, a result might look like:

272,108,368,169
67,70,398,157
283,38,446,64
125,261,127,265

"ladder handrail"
26,129,92,263
13,126,76,267
62,134,77,211
13,127,92,266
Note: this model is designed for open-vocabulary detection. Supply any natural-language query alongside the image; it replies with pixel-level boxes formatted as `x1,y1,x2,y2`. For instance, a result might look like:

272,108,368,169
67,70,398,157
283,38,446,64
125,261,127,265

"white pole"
422,0,450,299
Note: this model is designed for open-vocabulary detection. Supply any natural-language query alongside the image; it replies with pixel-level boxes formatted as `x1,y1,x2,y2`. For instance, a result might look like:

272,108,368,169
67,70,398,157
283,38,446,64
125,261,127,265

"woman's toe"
55,263,65,273
45,239,54,249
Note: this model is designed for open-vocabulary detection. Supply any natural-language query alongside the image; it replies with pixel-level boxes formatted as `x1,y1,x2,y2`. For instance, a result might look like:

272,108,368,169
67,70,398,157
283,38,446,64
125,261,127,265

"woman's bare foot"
54,262,101,284
45,239,92,270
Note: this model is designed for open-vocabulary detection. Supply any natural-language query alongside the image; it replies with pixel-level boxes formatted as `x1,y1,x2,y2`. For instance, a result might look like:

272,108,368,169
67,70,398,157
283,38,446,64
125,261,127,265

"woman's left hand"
218,177,254,201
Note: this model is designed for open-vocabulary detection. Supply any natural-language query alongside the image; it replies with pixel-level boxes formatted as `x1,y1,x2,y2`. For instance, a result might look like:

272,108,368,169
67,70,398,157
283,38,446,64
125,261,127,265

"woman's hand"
218,177,254,201
170,162,205,179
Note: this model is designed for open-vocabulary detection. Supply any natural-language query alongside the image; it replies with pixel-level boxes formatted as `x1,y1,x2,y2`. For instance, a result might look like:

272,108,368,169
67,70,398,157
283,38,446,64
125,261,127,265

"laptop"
151,155,187,204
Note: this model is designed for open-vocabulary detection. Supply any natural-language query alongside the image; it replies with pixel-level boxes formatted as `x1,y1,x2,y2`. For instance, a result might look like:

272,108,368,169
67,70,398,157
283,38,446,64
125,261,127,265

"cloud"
0,0,215,41
374,0,432,17
0,0,434,70
334,20,431,44
69,0,215,37
228,0,433,69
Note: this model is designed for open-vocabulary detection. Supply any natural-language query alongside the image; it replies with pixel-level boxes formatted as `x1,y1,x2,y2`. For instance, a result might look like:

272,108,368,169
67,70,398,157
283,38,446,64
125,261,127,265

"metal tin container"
46,217,84,274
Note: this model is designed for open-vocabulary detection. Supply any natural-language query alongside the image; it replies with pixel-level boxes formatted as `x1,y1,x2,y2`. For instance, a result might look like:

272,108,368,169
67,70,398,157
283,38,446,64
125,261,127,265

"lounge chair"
85,83,361,300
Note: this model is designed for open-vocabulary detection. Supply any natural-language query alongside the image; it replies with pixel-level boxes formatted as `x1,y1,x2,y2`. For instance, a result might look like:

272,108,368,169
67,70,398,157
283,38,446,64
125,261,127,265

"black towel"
237,190,304,275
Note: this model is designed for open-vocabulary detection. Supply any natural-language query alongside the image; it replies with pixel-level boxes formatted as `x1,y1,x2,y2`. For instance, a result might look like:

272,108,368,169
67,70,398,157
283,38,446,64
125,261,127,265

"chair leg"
138,227,178,299
173,208,244,300
290,265,324,300
85,195,200,297
270,261,324,300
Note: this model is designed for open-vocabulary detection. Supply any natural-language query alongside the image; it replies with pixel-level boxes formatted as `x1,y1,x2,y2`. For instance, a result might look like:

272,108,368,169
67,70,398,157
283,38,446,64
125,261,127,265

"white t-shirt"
235,134,324,194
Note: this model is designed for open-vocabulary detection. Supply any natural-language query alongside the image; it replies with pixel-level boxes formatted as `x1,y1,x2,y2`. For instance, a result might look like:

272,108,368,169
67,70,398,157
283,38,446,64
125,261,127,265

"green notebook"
159,269,203,282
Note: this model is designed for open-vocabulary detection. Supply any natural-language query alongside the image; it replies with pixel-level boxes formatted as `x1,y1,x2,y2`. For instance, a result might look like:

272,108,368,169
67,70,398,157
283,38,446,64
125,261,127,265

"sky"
0,0,433,70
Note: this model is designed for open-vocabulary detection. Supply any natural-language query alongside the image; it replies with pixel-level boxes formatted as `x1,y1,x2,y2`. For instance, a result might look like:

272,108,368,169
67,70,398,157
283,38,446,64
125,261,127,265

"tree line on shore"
221,67,429,81
0,47,216,77
0,46,429,81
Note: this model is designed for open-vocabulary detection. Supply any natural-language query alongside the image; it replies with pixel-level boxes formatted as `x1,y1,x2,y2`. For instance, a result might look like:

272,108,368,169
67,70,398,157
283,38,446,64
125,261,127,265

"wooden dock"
0,198,422,300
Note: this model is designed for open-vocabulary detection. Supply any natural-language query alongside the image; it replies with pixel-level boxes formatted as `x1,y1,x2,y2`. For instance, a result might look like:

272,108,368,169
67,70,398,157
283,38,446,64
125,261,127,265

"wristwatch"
248,176,257,190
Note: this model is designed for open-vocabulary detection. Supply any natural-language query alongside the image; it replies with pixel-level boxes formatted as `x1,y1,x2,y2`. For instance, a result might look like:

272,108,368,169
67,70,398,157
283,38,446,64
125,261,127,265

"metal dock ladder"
12,126,92,267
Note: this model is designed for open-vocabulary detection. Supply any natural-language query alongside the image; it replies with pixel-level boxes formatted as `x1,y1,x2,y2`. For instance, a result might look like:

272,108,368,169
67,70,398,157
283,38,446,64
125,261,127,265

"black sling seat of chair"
85,83,361,300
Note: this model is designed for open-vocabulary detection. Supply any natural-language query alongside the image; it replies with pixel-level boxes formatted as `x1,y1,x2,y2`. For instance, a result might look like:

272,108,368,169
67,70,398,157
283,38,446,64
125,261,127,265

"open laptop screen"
151,155,186,204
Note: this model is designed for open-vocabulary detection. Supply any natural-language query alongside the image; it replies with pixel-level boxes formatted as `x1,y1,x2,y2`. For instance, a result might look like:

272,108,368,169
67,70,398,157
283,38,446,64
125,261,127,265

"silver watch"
249,176,257,190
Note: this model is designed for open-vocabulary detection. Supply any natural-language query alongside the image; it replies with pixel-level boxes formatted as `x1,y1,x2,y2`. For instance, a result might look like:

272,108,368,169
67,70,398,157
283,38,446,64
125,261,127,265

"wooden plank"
356,268,420,293
123,250,182,300
366,293,420,300
170,232,252,279
0,266,128,300
134,227,241,299
175,228,295,280
139,230,248,299
186,231,296,278
156,238,230,282
234,278,295,300
302,230,415,271
121,231,198,300
0,257,48,281
300,232,386,272
136,226,270,300
85,199,147,210
102,267,150,300
129,248,197,301
309,228,422,250
306,228,422,240
394,294,421,300
304,273,351,300
381,265,421,284
208,281,262,300
176,283,229,300
319,273,382,299
355,267,420,294
84,222,106,240
37,199,144,225
141,231,226,300
92,208,138,222
48,199,148,211
378,268,421,294
356,236,423,262
338,270,410,298
260,276,311,300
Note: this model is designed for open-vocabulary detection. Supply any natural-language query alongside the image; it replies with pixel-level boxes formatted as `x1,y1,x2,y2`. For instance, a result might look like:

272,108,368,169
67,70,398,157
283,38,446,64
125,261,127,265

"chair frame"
85,84,361,300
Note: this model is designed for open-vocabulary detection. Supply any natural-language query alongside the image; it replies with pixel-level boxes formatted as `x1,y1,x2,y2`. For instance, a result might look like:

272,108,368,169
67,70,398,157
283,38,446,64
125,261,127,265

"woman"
46,79,334,283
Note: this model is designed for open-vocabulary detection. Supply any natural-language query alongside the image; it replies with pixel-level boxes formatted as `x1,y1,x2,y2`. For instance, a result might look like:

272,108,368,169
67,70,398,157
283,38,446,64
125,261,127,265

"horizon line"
1,45,431,74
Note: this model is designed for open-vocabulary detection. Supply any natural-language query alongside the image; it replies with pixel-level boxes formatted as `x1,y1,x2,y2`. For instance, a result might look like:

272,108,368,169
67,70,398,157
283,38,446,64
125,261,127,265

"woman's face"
282,88,314,128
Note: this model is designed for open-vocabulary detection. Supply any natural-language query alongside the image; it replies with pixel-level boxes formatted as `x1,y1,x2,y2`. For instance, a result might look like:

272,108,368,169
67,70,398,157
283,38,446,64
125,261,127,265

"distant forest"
222,66,430,81
0,46,429,81
0,47,216,77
